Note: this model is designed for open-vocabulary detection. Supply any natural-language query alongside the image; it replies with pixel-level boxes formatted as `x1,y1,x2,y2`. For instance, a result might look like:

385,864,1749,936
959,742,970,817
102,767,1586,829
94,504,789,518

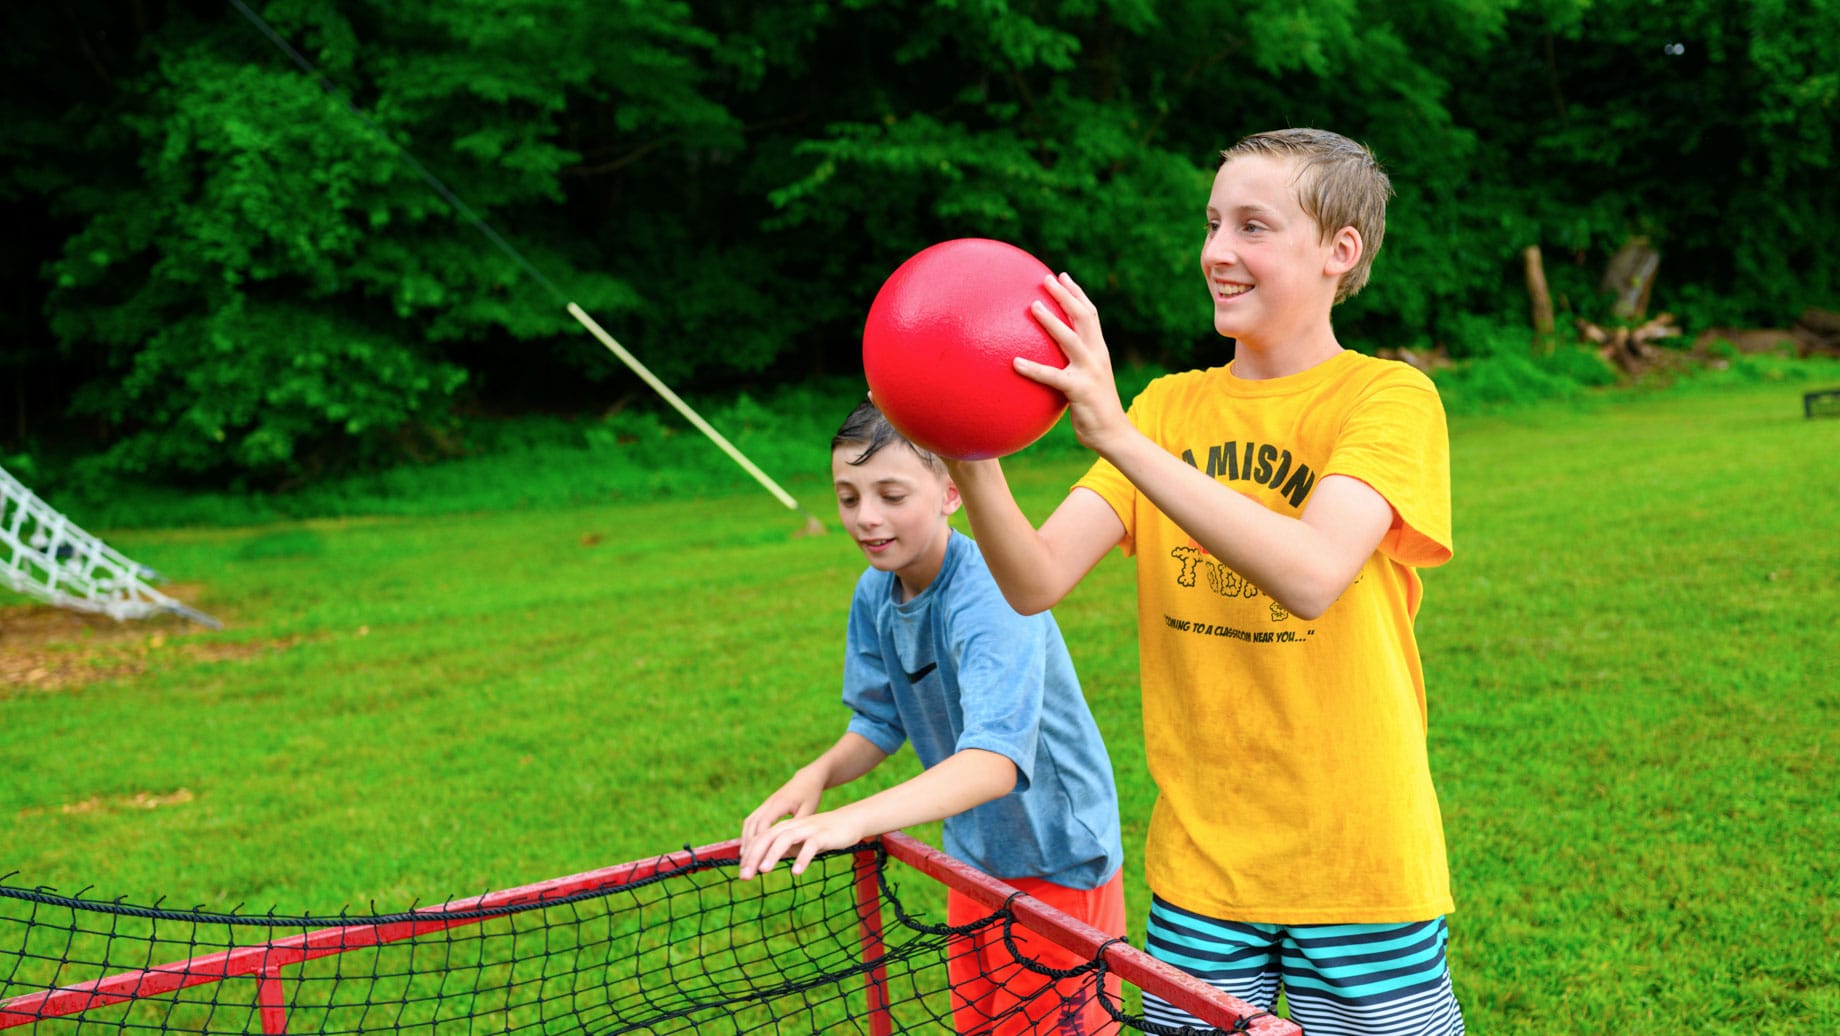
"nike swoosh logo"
904,661,938,684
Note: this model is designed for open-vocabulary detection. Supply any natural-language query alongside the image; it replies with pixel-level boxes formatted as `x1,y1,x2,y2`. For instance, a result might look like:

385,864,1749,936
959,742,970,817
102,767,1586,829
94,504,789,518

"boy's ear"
1325,226,1363,278
941,478,963,516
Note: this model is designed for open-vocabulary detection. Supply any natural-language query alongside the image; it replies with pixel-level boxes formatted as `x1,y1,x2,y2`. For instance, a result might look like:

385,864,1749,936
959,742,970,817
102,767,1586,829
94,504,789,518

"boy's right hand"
1019,272,1131,455
739,769,826,878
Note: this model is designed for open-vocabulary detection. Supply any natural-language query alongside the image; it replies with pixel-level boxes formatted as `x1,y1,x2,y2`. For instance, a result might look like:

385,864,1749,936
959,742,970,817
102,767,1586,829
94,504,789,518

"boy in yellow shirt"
946,128,1464,1035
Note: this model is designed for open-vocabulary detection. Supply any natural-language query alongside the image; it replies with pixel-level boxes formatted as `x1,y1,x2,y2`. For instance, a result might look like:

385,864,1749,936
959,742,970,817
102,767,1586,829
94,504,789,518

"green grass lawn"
3,377,1837,1033
1423,383,1840,1031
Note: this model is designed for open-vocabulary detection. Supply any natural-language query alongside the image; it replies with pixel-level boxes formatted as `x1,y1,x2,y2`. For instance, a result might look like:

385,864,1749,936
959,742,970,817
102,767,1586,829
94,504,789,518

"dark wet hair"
832,399,945,474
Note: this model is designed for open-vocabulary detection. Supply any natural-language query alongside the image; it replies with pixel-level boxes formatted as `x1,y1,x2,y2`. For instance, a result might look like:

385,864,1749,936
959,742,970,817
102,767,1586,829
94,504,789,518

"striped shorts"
1142,897,1465,1036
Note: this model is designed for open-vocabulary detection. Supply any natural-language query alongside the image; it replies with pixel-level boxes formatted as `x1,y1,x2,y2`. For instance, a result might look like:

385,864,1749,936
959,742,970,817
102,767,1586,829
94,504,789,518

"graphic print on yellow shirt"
1076,350,1454,923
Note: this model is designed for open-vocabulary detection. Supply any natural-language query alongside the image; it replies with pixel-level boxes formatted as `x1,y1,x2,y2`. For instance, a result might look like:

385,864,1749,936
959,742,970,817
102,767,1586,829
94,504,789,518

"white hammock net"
0,465,220,628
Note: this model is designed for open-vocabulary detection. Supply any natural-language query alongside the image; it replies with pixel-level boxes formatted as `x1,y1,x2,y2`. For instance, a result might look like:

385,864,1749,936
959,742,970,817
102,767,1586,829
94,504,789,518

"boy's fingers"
1029,298,1069,331
1014,356,1071,389
754,823,808,876
1042,273,1094,318
1031,300,1098,357
739,814,789,878
1029,302,1082,353
1057,271,1094,307
747,839,779,876
767,834,803,873
791,840,822,876
741,811,773,842
1044,271,1086,305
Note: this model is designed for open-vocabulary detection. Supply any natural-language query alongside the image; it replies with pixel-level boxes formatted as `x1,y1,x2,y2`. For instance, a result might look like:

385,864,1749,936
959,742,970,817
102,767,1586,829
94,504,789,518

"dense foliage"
2,0,1836,484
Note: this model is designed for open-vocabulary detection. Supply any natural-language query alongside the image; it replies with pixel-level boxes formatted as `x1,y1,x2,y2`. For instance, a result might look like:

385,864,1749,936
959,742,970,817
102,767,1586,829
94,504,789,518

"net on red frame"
0,839,1290,1035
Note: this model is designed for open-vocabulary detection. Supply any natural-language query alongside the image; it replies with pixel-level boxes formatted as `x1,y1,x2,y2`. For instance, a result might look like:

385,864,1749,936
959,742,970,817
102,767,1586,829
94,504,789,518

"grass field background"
3,370,1837,1033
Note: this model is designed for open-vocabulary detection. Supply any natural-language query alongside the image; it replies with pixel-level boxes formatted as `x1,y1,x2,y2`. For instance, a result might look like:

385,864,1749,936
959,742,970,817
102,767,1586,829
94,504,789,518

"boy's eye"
882,494,907,505
1204,219,1220,234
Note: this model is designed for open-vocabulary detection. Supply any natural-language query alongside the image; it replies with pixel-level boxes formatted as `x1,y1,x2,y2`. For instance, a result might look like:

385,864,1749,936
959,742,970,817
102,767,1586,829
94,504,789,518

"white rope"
0,466,222,628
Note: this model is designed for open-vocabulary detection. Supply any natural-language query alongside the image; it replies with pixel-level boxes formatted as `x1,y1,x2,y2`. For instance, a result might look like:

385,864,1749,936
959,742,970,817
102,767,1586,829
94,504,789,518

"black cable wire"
226,0,571,307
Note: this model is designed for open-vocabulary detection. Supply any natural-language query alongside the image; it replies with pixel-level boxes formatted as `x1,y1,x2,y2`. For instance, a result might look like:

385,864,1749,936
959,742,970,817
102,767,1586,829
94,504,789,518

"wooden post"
1523,245,1555,347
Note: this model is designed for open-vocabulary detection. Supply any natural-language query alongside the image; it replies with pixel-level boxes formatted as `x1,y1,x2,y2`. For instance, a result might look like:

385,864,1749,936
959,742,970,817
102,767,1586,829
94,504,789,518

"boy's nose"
1201,238,1237,266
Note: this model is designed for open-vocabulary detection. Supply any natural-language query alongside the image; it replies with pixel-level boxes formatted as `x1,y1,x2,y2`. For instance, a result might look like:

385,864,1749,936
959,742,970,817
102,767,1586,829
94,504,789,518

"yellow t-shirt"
1075,349,1454,923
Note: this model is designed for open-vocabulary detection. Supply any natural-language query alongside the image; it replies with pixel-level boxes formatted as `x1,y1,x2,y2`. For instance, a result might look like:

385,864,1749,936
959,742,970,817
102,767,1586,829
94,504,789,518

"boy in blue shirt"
740,399,1125,1035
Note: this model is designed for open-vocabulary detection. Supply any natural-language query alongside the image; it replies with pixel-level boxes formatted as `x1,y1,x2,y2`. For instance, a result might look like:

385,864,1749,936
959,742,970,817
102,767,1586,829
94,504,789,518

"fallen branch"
1692,327,1801,357
1793,308,1840,356
1579,314,1681,375
1375,345,1452,374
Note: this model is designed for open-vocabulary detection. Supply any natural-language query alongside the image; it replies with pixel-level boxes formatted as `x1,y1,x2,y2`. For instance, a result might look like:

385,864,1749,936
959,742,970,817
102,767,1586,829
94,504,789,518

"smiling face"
832,441,960,601
1200,153,1361,372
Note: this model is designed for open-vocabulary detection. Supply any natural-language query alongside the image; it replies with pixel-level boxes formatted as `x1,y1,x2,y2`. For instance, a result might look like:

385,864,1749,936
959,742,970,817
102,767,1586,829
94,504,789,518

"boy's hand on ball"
1022,273,1130,453
863,238,1070,460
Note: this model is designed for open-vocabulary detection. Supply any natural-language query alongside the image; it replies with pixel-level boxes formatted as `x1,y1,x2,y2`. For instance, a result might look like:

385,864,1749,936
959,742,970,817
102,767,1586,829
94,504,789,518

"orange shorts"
945,868,1127,1036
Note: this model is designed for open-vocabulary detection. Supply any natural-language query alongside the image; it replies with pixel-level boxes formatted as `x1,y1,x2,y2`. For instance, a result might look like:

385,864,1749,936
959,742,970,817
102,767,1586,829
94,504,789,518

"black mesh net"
0,843,1279,1035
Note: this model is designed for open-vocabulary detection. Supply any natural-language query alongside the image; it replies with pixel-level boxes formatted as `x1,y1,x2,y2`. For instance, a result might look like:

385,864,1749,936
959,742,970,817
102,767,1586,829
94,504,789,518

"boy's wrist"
942,457,999,482
1082,411,1141,463
794,760,830,789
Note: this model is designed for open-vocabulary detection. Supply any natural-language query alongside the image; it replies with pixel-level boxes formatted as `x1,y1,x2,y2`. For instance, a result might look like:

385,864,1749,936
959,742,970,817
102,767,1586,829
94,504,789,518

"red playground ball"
862,238,1069,461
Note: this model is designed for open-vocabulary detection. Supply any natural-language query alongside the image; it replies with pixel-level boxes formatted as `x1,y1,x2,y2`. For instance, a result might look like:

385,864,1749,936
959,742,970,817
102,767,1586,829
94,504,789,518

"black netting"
0,845,1277,1035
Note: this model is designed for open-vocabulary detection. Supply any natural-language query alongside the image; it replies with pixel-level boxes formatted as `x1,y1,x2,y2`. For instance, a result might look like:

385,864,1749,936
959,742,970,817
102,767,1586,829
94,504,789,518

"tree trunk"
1523,245,1555,341
1602,238,1660,321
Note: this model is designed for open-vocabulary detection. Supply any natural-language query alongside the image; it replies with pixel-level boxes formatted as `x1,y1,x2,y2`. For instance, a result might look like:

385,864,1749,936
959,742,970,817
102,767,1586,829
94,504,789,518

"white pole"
565,303,806,516
232,0,823,533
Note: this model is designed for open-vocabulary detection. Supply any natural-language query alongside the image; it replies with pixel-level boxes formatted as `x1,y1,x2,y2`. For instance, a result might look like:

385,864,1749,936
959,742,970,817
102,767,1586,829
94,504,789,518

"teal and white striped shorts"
1143,896,1465,1035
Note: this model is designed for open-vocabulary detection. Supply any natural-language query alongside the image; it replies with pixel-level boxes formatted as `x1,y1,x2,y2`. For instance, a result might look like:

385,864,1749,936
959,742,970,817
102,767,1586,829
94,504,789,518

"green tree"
1425,0,1839,338
34,0,732,482
724,1,1464,368
4,0,1835,484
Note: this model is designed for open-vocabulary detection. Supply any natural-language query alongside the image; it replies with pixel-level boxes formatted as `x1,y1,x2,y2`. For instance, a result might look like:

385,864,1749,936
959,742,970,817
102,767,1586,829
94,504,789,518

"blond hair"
1221,129,1392,302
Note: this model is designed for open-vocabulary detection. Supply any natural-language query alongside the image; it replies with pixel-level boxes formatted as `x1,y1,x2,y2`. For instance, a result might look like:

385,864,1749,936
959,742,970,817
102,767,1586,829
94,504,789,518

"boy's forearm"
944,459,1063,612
1098,432,1387,620
950,461,1127,615
831,748,1017,839
805,731,889,789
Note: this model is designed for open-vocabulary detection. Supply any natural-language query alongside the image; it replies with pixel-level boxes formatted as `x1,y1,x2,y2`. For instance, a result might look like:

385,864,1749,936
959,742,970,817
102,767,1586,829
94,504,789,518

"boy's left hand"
1019,273,1131,454
738,809,868,878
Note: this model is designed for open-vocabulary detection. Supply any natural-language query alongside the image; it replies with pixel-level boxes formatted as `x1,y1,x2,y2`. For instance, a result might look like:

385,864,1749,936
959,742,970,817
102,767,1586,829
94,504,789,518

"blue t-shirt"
843,531,1124,889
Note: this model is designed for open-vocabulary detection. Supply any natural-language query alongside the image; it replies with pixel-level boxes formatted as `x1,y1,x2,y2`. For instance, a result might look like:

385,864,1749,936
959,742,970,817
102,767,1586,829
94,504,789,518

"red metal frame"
2,837,1300,1035
0,843,719,1032
878,832,1297,1035
852,847,895,1036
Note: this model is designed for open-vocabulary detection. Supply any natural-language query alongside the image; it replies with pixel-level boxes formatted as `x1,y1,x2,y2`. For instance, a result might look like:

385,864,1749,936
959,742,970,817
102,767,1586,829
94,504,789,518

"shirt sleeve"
841,573,907,755
1324,365,1453,568
942,573,1046,792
